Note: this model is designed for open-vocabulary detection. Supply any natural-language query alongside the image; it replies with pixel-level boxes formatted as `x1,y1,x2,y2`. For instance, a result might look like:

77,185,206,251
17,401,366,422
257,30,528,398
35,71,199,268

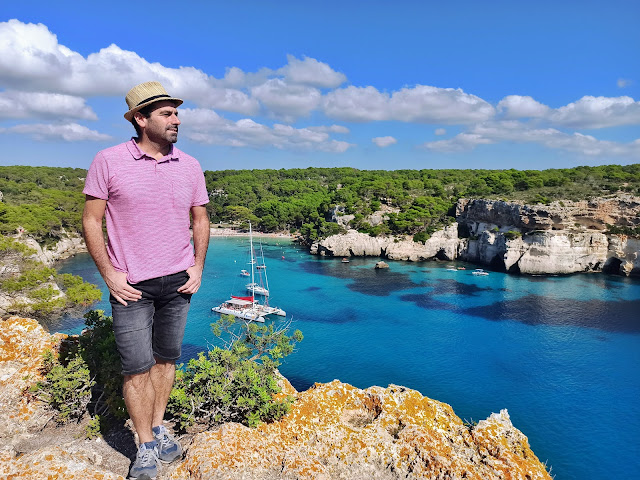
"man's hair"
131,104,154,137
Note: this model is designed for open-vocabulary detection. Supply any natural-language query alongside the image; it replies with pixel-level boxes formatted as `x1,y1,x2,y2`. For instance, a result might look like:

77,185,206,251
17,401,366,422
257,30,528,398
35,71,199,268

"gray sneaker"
129,442,159,479
152,425,183,463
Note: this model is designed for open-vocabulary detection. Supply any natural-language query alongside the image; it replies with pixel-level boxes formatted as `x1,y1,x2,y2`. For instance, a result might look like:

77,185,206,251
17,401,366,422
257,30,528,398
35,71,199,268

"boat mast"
249,221,256,307
259,241,270,307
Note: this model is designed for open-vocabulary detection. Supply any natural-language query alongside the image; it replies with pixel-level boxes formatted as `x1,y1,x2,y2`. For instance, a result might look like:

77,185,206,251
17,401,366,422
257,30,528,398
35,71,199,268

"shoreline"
209,226,294,240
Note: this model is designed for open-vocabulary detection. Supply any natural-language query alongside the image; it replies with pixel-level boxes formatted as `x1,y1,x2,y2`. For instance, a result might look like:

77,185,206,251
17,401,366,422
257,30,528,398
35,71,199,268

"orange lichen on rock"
172,380,552,480
0,446,125,480
0,317,65,435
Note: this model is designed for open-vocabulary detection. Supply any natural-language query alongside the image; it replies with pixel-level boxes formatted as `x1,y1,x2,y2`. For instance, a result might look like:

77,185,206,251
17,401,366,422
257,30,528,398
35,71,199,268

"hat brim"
124,97,183,121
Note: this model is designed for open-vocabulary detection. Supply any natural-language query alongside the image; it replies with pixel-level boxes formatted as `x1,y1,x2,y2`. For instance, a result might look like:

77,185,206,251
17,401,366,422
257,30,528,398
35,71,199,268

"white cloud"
278,55,347,88
435,128,446,136
372,136,397,147
426,133,495,153
322,86,390,122
549,95,640,129
251,79,321,120
0,90,97,120
497,95,551,118
424,120,640,157
617,78,632,88
323,84,494,124
180,108,353,152
3,122,111,141
307,124,350,134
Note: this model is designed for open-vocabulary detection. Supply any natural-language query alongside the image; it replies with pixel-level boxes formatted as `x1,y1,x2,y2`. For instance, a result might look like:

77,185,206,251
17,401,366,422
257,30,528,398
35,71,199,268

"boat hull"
212,305,265,322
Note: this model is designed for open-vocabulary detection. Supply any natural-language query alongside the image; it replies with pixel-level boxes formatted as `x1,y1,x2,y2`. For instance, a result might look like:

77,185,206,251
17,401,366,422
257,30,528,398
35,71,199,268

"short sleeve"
83,152,110,200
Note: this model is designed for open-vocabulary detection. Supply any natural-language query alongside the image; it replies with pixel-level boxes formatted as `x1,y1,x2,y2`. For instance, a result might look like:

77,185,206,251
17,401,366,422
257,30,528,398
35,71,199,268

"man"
82,81,210,479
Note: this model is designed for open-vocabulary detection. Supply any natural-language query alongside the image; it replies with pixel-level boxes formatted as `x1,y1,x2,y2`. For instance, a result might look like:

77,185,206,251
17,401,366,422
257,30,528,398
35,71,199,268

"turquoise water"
55,237,640,480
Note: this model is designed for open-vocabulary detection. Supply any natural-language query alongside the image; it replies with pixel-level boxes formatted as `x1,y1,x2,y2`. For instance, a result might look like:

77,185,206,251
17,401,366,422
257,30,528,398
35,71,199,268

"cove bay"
55,237,640,480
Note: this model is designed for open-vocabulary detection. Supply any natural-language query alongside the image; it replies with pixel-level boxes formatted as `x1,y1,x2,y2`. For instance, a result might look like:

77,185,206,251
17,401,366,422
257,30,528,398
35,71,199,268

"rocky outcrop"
312,225,462,262
2,317,552,480
0,233,88,316
0,317,63,440
172,381,551,480
18,231,86,266
455,196,640,231
457,197,639,275
312,196,640,276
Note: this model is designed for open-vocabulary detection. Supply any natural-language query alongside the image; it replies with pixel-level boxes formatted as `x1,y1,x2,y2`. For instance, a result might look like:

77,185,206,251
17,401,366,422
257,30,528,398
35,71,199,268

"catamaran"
212,222,286,321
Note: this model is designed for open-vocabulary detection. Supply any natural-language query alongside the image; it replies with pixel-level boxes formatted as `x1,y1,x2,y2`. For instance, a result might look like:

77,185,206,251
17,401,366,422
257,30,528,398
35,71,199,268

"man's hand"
178,265,203,294
106,270,142,306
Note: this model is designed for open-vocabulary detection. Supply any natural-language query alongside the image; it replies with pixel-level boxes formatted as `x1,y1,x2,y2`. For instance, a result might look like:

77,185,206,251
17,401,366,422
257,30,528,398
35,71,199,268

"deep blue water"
55,237,640,480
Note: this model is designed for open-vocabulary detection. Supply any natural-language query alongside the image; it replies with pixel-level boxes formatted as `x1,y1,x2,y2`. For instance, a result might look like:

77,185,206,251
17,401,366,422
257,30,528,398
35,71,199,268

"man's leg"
149,358,176,427
123,371,156,444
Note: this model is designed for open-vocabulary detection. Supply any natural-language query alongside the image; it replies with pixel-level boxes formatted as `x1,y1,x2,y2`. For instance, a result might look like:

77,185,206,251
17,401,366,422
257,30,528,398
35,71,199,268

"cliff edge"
1,316,552,479
312,196,640,276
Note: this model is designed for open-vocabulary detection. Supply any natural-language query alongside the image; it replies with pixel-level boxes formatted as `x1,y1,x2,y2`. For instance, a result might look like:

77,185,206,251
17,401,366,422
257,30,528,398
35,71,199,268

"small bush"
167,315,303,431
85,415,102,439
503,230,522,240
413,231,430,244
32,351,95,424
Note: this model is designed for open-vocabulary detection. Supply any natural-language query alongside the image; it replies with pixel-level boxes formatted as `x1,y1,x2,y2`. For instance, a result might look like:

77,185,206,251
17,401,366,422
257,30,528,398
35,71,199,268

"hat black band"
135,94,171,107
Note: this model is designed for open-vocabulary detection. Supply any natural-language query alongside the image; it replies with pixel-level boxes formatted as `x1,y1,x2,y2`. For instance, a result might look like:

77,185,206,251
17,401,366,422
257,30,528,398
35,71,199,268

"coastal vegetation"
32,310,303,436
0,236,101,314
205,164,640,241
2,164,639,245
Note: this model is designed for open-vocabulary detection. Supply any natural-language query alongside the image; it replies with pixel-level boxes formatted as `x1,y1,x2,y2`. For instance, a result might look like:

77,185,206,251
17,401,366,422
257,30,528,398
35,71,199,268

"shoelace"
157,434,172,449
137,446,158,467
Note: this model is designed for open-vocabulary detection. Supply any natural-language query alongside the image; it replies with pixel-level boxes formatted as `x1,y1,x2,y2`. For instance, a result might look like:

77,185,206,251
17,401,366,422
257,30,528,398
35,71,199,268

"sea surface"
54,237,640,480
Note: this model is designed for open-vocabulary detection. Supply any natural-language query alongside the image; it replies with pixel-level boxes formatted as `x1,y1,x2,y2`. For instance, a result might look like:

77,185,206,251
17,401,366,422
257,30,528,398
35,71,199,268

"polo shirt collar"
126,138,180,162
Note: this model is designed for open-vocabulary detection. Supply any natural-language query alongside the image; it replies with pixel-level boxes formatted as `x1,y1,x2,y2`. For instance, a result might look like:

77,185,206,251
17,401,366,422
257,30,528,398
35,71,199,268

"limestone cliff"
311,196,640,276
1,317,552,480
0,232,88,316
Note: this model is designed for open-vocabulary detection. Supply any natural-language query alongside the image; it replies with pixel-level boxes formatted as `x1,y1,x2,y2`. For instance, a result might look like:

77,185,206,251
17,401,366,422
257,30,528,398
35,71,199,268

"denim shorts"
109,270,191,375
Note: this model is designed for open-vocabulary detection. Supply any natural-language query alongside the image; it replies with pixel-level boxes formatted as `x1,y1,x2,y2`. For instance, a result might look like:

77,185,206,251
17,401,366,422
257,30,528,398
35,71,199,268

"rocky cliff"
0,232,88,316
311,196,640,276
1,316,552,480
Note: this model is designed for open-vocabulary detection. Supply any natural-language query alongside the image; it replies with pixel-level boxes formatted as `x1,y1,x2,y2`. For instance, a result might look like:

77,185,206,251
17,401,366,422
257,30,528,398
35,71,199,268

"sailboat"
212,222,285,321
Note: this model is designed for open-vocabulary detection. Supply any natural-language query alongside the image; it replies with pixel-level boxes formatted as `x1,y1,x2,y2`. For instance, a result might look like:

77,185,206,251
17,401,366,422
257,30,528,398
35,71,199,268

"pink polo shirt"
83,139,209,284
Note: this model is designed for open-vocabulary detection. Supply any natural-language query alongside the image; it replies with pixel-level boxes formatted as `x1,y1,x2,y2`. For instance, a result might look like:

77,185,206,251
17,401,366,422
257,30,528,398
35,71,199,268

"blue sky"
1,0,639,172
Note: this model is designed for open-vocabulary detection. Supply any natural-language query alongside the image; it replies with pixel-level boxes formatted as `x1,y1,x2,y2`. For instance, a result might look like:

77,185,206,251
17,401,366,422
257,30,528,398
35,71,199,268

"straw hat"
124,81,183,121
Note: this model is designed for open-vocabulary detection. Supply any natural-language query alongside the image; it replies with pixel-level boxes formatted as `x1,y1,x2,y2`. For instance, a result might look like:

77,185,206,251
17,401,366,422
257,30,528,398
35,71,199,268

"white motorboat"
472,268,489,276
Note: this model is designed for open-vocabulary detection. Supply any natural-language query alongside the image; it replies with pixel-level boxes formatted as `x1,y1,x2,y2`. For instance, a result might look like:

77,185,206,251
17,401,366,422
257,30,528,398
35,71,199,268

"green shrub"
58,273,102,306
503,230,522,240
167,315,303,431
1,267,56,292
0,236,37,256
413,231,430,244
32,351,95,424
606,224,640,237
85,415,102,439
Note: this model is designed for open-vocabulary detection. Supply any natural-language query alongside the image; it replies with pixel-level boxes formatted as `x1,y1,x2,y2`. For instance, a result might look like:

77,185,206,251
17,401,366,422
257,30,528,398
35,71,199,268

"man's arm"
178,205,210,294
82,195,142,306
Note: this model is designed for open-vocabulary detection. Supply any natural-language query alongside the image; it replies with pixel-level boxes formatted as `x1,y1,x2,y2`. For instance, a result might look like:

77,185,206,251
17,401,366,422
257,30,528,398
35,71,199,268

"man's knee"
124,369,152,391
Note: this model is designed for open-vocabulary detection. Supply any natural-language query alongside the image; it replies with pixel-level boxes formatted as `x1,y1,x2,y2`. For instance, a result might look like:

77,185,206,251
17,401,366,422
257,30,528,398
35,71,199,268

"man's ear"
133,112,147,129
